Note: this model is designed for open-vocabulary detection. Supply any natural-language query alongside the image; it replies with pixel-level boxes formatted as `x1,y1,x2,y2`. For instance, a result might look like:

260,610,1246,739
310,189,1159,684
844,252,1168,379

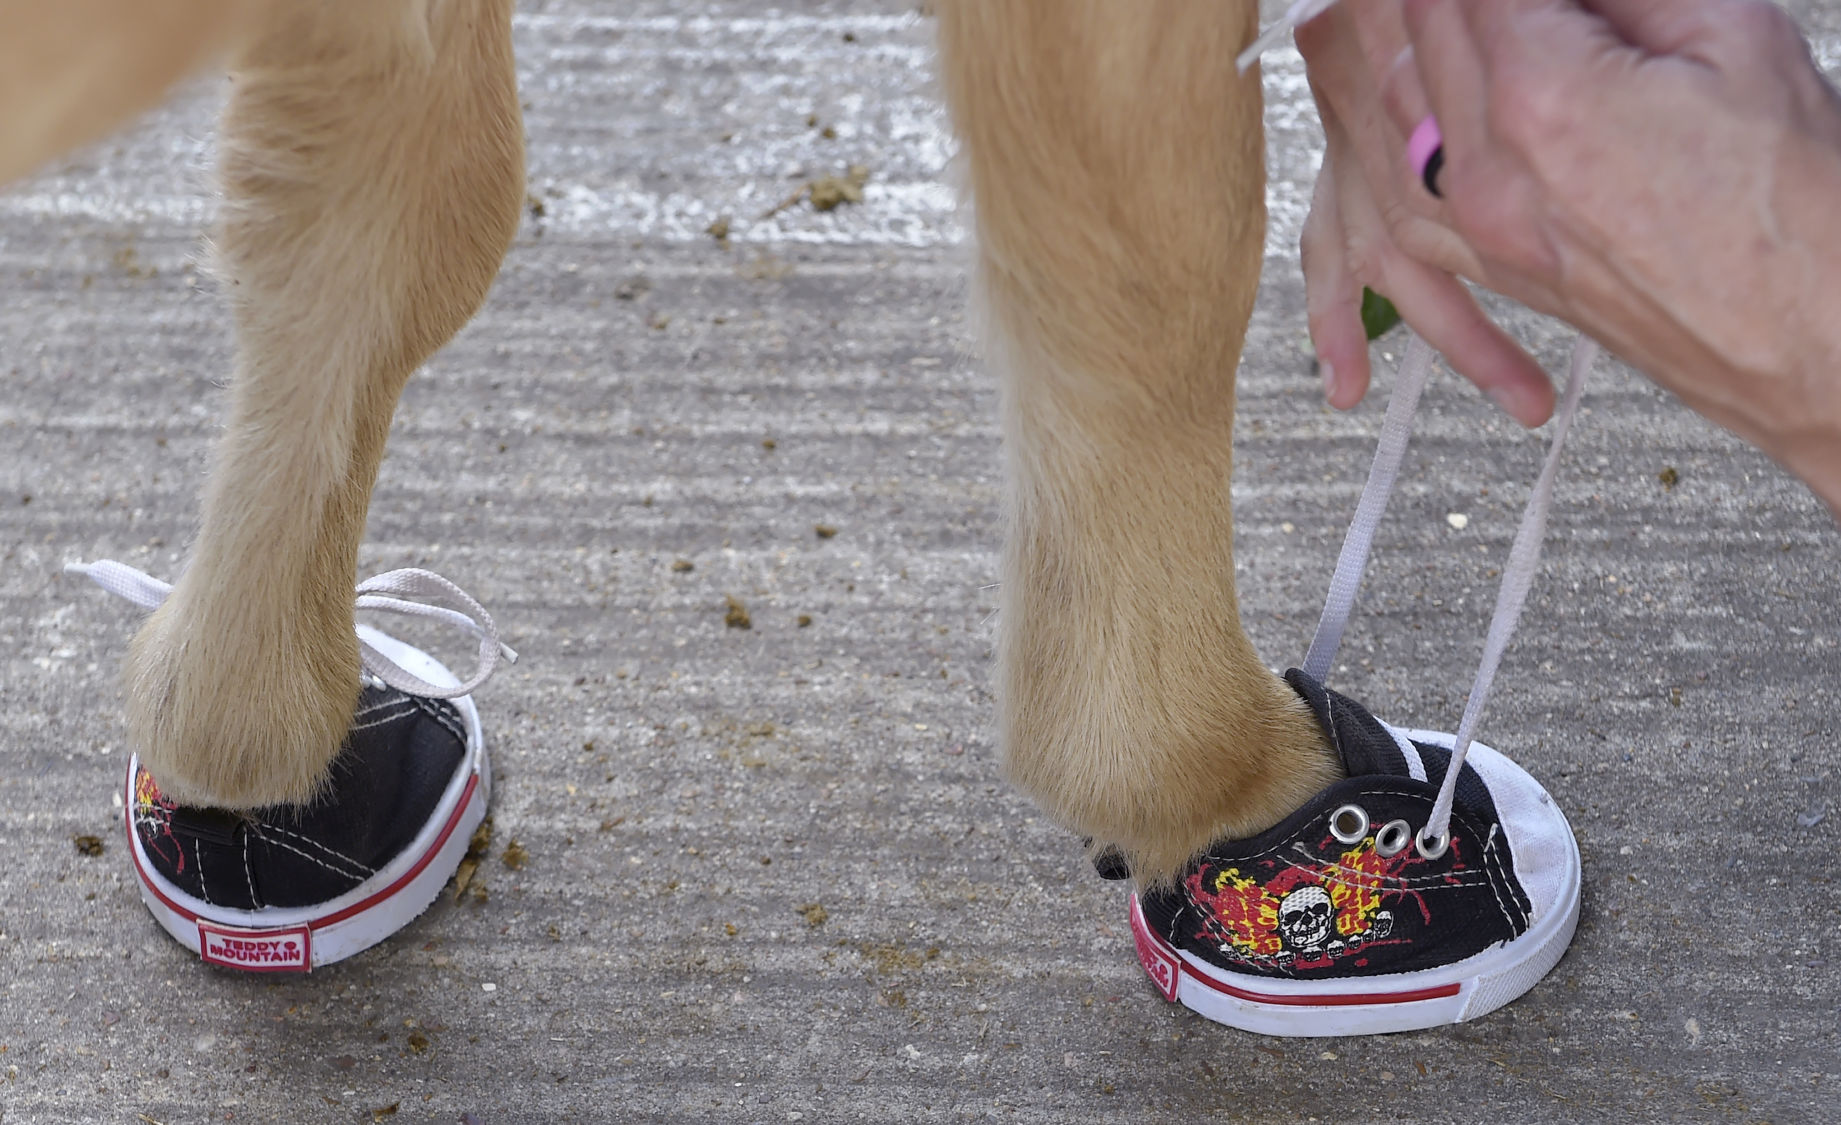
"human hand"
1299,0,1841,513
1296,2,1557,426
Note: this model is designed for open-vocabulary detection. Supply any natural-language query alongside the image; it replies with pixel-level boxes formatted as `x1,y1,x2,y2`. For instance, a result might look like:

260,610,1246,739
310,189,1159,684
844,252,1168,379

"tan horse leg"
937,0,1340,883
119,0,525,806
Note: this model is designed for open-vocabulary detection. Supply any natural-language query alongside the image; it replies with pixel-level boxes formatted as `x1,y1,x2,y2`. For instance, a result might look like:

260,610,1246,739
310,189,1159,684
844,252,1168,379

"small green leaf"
1361,287,1402,341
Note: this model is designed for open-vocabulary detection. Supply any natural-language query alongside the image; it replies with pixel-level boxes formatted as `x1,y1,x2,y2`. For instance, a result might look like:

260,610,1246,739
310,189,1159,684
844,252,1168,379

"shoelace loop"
64,560,516,700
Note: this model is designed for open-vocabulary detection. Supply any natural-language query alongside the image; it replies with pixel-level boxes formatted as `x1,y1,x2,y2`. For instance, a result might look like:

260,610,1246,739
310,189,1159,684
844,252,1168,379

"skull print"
1277,885,1334,952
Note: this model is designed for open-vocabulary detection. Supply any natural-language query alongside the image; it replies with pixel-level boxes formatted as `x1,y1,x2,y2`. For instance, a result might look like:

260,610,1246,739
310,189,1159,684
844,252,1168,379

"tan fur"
936,0,1339,883
4,0,526,806
128,0,522,807
6,1,1333,878
0,0,267,185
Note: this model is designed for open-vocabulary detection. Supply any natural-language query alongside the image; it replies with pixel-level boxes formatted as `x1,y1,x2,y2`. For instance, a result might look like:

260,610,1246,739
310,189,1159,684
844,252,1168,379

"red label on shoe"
1129,896,1182,1002
197,921,312,972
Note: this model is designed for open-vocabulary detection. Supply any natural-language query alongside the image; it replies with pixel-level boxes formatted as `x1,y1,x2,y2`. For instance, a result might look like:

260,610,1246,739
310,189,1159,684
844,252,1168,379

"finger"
1334,132,1556,424
1301,143,1374,409
1346,2,1434,139
1536,0,1702,56
1402,0,1494,187
1344,0,1413,88
1382,262,1557,425
1304,17,1443,234
1379,45,1433,145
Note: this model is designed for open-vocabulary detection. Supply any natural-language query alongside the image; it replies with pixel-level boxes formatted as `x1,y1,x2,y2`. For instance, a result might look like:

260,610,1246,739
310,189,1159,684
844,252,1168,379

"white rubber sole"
123,624,489,972
1130,740,1581,1037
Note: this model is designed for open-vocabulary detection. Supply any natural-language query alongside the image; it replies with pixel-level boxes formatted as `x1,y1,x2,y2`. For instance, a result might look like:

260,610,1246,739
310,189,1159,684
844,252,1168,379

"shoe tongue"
1283,668,1410,778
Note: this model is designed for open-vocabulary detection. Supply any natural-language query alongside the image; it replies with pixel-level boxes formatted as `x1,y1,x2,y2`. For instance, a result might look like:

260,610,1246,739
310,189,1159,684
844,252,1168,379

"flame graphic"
1188,829,1455,956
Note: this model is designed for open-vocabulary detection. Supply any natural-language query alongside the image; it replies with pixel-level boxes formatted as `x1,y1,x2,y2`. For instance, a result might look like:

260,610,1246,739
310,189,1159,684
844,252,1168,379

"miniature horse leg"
123,0,524,806
936,0,1340,882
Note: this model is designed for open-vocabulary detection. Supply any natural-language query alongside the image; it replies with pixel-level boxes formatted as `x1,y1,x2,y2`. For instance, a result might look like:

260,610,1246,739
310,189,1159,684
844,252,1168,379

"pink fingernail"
1407,116,1443,178
1321,360,1339,402
1408,115,1445,198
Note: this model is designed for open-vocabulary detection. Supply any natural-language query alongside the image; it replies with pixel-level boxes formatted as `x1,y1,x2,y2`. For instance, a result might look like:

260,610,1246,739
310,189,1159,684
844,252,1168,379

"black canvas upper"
130,684,468,910
1134,670,1533,979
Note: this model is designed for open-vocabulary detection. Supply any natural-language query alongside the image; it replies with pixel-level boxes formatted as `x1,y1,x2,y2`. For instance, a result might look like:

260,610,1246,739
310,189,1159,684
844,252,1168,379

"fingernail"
1321,360,1339,402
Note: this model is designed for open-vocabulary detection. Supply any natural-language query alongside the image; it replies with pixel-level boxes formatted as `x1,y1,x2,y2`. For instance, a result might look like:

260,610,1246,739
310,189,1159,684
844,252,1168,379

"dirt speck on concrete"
113,246,155,280
761,163,871,217
502,840,529,870
706,215,731,246
453,816,494,901
797,902,829,927
797,614,812,628
672,558,694,572
814,524,837,539
1659,466,1680,489
852,941,941,974
725,595,753,629
72,834,104,856
808,164,870,212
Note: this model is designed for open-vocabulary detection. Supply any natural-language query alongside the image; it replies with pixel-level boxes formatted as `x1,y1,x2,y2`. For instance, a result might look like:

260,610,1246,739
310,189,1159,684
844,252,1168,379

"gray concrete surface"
3,2,1840,1122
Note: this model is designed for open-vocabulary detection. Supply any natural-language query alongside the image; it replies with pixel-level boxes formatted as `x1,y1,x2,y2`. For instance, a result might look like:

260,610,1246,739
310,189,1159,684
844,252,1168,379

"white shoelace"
1240,0,1598,851
1303,332,1596,849
1237,0,1342,72
65,560,517,700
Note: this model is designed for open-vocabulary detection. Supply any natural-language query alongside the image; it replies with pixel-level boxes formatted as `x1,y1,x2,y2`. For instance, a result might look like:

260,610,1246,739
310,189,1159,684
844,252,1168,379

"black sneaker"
1123,669,1581,1036
72,561,503,972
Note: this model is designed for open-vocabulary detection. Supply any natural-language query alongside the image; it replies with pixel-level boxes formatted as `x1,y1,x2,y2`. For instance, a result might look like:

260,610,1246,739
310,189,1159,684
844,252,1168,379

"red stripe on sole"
314,773,478,928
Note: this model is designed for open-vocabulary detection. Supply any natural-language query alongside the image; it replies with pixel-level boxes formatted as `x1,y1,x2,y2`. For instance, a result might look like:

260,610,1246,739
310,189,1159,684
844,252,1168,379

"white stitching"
411,694,467,746
251,829,371,882
1480,824,1528,931
258,824,376,875
1481,825,1516,929
353,694,414,720
195,839,210,905
346,705,419,735
1504,829,1530,927
243,832,261,909
1280,848,1490,890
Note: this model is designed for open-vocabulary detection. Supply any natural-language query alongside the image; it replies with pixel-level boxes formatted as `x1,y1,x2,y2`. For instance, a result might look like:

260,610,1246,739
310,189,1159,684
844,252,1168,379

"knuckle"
1487,63,1573,153
1340,231,1386,289
1722,0,1799,54
1376,193,1420,246
1298,218,1324,274
1443,176,1539,267
1293,16,1333,63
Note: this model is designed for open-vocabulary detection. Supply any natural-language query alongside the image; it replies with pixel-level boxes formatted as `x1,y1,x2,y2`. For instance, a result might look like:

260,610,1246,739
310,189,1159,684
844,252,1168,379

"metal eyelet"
1415,826,1451,860
1374,819,1412,857
1329,804,1370,845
